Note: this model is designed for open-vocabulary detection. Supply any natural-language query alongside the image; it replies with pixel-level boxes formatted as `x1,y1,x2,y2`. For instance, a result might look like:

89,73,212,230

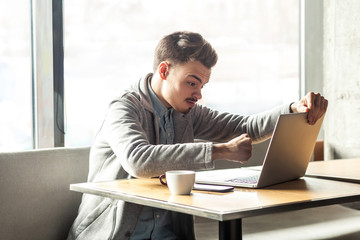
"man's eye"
188,82,196,87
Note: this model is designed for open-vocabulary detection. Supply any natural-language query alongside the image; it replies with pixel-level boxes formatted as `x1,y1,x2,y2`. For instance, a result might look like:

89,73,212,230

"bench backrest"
0,147,90,240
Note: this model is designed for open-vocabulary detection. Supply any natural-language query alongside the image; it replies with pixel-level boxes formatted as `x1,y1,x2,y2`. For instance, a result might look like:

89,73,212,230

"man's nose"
193,89,202,100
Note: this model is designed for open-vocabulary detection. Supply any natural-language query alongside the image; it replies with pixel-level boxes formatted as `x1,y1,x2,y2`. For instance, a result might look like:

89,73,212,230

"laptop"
195,112,325,188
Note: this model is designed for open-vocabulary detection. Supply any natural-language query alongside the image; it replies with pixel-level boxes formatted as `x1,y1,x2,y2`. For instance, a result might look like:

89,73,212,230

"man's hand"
291,92,328,125
212,134,252,163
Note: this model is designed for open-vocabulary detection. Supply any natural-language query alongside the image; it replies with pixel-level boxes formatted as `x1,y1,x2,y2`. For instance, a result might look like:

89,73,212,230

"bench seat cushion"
0,147,90,240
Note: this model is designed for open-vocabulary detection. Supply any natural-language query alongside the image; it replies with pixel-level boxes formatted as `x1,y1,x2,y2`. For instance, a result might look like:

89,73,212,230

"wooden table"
306,158,360,183
70,176,360,240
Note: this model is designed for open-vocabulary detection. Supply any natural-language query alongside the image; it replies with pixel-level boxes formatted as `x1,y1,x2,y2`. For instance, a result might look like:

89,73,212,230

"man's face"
161,60,211,114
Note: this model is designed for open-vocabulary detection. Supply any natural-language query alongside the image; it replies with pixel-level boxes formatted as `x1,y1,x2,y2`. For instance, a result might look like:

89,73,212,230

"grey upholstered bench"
0,147,90,240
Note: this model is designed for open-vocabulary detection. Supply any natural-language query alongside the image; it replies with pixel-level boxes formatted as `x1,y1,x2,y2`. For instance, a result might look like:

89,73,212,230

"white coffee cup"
159,170,196,195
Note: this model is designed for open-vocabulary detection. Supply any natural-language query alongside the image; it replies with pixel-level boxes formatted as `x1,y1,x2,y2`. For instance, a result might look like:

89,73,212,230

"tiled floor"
194,205,360,240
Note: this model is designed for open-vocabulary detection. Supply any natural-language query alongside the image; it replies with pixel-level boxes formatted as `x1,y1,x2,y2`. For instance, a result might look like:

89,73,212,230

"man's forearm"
212,143,228,161
211,134,252,163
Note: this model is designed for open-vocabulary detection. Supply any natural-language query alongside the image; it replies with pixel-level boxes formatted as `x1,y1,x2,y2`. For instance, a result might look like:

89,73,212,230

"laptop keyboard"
225,174,260,184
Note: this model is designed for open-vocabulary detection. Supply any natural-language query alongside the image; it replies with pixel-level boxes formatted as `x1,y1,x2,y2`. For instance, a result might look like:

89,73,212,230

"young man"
67,31,327,240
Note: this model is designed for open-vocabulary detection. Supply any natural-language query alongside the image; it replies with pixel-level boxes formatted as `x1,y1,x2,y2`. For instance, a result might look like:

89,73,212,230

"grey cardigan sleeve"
191,103,291,144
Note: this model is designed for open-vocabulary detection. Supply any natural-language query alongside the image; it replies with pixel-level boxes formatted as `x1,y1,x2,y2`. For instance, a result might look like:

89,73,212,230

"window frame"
31,0,64,148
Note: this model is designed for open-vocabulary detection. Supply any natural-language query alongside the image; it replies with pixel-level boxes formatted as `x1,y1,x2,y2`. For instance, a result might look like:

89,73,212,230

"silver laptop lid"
195,112,325,188
256,112,325,188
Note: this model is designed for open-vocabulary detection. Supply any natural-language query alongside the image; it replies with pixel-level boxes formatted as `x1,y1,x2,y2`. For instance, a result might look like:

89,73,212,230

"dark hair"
153,31,218,72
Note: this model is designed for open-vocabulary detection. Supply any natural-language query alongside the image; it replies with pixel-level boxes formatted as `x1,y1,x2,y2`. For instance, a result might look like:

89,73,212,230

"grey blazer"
67,73,291,240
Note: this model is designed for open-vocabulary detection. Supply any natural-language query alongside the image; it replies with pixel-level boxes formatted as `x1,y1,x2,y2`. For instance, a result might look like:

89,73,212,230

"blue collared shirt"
131,81,177,240
148,82,174,144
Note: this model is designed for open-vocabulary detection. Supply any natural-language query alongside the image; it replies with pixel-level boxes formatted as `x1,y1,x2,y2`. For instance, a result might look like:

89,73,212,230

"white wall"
305,0,360,160
323,0,360,159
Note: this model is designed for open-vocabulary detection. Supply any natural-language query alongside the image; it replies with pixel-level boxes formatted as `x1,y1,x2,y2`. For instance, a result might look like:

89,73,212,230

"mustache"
186,98,198,102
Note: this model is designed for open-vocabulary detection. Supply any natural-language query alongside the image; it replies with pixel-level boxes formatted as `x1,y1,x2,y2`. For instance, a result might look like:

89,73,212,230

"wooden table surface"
70,176,360,221
306,158,360,183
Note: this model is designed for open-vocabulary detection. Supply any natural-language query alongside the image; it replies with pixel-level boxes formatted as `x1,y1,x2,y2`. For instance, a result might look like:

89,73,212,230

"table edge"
70,182,360,221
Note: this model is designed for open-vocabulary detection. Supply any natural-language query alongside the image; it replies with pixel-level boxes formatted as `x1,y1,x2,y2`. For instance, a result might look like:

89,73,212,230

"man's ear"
158,61,169,80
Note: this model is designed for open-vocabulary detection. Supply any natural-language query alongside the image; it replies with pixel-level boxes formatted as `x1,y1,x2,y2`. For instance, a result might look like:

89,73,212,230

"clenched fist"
212,134,253,163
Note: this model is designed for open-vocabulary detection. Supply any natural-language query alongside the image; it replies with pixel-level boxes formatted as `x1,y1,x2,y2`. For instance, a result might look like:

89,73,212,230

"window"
0,1,32,151
64,0,299,147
